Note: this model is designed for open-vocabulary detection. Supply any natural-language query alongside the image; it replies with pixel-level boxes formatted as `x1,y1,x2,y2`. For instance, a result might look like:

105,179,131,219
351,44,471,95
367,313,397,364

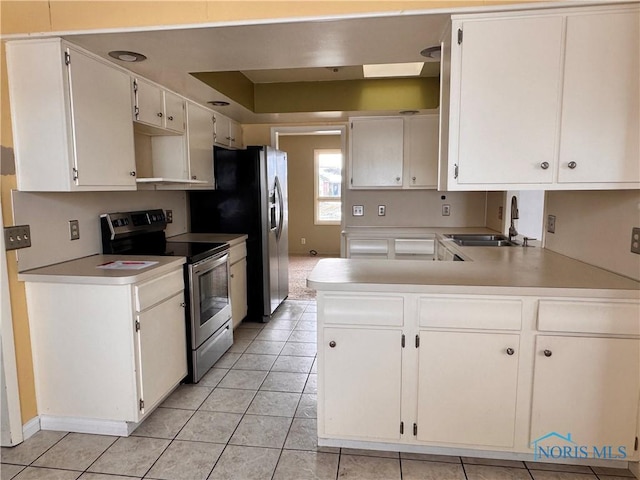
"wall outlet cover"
352,205,364,216
69,220,80,241
547,215,556,234
165,209,173,223
442,204,451,216
378,205,386,216
631,227,640,255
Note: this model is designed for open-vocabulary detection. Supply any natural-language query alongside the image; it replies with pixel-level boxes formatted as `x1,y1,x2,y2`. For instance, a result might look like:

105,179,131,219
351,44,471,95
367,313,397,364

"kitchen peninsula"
308,242,640,466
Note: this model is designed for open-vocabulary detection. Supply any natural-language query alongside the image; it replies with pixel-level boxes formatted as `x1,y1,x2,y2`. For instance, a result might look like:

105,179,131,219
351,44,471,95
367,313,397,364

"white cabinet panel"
186,102,215,187
417,331,520,447
558,11,640,184
322,327,402,440
404,115,439,188
134,78,164,128
164,91,186,133
531,336,639,454
230,257,248,328
455,15,563,185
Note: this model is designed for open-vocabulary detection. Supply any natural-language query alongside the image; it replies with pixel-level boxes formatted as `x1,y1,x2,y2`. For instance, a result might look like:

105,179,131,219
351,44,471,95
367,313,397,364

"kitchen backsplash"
12,190,188,271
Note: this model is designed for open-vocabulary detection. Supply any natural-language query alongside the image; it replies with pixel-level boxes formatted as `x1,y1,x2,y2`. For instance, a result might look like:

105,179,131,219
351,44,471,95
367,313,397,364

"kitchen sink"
444,234,517,247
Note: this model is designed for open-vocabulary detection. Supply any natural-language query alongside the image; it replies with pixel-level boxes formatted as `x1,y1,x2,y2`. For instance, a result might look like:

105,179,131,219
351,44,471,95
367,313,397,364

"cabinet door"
135,78,164,128
558,11,639,184
322,327,402,440
213,112,231,147
230,258,248,328
404,115,438,189
67,49,136,187
164,91,185,133
531,336,639,454
229,120,242,149
350,118,403,188
454,16,563,185
136,292,187,416
417,331,520,447
186,102,215,186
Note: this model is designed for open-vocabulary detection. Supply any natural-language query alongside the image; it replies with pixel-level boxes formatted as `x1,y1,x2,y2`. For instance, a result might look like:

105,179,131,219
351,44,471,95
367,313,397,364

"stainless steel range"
100,209,233,383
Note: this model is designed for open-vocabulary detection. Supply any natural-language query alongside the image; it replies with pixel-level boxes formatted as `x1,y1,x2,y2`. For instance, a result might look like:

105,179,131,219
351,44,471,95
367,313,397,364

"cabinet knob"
568,161,577,169
506,348,515,356
543,349,552,357
130,171,136,177
540,162,550,170
157,112,163,118
396,177,401,182
168,115,174,121
230,273,235,278
412,176,416,182
180,302,185,308
192,175,197,180
329,341,336,348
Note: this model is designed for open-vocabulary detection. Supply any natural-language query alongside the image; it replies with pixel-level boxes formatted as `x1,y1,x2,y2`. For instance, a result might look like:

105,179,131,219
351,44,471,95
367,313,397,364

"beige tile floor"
1,299,636,480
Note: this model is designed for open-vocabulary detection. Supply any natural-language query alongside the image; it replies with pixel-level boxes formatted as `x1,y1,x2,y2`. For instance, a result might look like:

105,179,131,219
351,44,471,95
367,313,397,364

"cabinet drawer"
538,300,640,335
229,242,247,264
135,269,184,312
347,239,389,258
419,297,522,330
394,238,435,255
323,294,403,326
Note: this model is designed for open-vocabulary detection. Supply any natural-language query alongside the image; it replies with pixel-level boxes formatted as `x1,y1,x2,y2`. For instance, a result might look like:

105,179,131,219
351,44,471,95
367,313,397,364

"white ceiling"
64,12,450,123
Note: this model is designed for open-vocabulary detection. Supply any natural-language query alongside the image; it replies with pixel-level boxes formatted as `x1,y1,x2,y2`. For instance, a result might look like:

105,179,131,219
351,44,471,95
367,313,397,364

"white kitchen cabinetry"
133,78,185,134
185,102,215,187
213,112,243,149
557,11,639,184
23,266,187,435
229,240,248,328
6,38,137,191
440,6,640,191
404,115,439,188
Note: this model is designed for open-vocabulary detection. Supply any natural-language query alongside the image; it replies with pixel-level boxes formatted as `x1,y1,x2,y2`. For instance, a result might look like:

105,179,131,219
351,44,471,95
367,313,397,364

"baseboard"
22,416,40,440
629,461,639,479
40,415,134,437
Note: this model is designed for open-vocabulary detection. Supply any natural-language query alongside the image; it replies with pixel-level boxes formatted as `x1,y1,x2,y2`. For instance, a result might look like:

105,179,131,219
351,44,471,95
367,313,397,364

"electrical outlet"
547,215,556,234
165,210,173,223
69,220,80,240
442,204,451,216
378,205,386,216
498,206,503,220
4,225,31,250
352,205,364,216
631,227,640,255
301,238,306,245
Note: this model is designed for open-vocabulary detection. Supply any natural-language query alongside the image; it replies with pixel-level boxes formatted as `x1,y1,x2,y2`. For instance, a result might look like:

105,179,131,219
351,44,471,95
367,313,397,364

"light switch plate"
352,205,364,216
69,220,80,241
631,227,640,255
4,225,31,250
547,215,556,234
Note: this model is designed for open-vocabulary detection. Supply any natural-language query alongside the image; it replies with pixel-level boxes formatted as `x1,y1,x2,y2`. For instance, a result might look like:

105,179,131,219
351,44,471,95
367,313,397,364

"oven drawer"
135,269,184,312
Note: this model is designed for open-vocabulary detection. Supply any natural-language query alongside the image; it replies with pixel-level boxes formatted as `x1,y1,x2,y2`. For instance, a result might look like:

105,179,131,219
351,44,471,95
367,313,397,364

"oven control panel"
101,209,167,239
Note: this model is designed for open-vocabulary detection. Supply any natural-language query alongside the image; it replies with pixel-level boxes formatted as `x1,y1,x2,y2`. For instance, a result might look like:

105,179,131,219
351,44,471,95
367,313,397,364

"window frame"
314,149,343,226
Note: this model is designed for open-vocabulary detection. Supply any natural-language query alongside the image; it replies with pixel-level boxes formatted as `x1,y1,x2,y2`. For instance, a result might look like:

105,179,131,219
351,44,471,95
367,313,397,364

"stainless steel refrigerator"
189,145,289,322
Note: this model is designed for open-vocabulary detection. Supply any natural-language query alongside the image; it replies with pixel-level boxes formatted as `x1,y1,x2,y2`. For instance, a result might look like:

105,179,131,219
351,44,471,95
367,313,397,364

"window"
314,149,342,225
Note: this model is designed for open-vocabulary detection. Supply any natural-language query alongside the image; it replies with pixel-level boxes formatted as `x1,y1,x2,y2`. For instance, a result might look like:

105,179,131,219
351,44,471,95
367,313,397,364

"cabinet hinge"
64,51,71,66
134,106,140,120
400,422,404,435
457,28,463,45
139,398,144,411
454,164,459,179
401,334,405,348
635,436,638,451
415,335,420,348
413,423,418,436
135,320,140,332
350,122,353,129
133,79,138,93
72,167,78,181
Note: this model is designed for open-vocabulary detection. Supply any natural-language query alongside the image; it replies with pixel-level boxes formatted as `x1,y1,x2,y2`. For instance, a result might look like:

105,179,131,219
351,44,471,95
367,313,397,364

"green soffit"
191,71,439,113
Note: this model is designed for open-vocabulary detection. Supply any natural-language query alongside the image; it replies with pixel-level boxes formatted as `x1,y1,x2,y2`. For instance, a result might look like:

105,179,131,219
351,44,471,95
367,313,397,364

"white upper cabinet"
6,38,137,191
558,11,639,184
185,102,215,187
440,6,640,191
133,78,185,134
404,115,439,188
213,112,243,149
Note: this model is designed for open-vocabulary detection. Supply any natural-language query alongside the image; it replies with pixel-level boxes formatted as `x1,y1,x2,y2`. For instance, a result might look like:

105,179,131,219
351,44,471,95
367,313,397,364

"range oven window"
199,262,229,326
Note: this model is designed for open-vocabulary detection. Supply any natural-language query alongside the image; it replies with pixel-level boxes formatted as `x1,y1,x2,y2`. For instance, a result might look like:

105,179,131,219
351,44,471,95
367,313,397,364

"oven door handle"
190,253,229,276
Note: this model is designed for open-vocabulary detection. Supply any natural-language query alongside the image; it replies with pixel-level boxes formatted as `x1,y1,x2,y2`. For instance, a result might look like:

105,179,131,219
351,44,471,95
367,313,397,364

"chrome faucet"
509,195,519,242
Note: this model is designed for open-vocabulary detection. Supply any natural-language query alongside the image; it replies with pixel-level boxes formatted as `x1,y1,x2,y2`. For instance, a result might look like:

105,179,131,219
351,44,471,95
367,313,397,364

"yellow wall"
279,135,343,255
0,0,542,428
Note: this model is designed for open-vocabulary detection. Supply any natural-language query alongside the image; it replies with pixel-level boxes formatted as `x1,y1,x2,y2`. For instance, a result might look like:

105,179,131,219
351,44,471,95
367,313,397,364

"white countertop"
167,233,248,246
308,247,640,298
18,255,186,285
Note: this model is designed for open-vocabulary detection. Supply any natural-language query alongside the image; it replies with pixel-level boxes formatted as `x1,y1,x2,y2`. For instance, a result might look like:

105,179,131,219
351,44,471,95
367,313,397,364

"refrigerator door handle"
275,175,284,240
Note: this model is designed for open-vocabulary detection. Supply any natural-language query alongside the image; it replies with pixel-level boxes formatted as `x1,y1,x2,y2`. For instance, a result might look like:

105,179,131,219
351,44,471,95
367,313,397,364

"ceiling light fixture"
362,62,424,78
108,50,147,62
208,101,230,107
420,46,441,60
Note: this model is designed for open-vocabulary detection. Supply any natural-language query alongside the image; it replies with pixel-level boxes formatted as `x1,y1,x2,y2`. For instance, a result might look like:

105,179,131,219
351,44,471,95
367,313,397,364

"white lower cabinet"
530,335,639,454
24,267,188,434
417,331,520,447
229,241,248,328
323,327,402,441
317,292,640,461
